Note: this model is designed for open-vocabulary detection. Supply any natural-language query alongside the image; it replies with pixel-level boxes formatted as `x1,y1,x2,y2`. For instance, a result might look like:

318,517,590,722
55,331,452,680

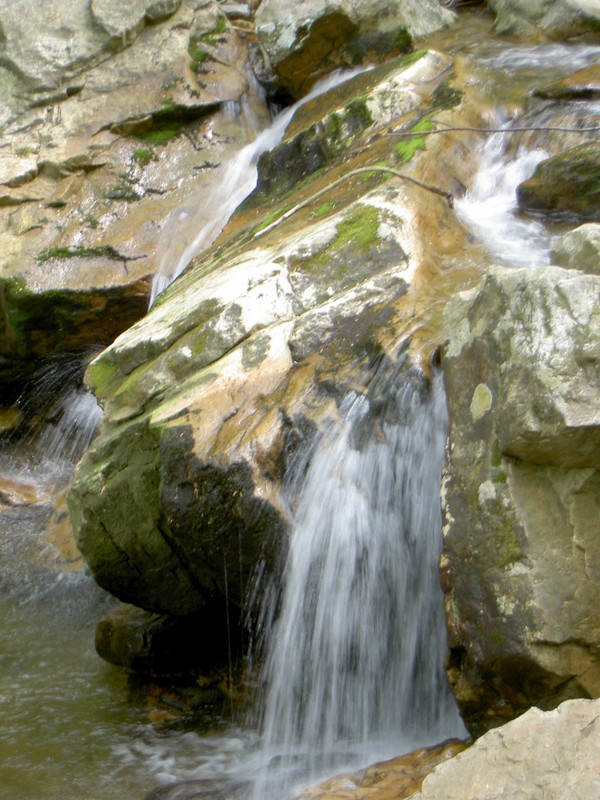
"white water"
248,370,465,799
150,68,369,305
455,124,552,268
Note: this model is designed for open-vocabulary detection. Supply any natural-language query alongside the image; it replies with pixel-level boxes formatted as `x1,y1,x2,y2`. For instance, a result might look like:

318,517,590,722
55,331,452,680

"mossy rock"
517,143,600,222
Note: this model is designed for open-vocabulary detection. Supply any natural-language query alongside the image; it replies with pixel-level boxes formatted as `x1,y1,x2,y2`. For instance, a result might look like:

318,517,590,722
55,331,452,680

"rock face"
441,266,600,735
487,0,600,39
68,51,482,627
255,0,455,95
0,0,270,392
551,223,600,273
408,699,600,800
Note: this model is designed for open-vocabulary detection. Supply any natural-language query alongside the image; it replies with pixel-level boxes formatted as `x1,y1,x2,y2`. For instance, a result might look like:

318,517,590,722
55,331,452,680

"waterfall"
248,367,465,799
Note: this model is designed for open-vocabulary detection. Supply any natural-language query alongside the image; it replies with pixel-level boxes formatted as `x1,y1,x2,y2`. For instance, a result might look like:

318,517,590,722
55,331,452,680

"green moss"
137,119,184,146
314,202,335,218
490,628,505,648
253,207,289,234
335,204,381,251
37,245,122,261
188,36,211,71
133,148,155,167
161,77,182,90
297,204,382,278
395,28,412,53
201,14,227,45
345,97,373,129
395,118,435,164
88,357,121,398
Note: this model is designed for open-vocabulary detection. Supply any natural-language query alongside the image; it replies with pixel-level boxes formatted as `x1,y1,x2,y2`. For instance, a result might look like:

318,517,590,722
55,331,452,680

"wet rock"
255,0,455,96
533,63,600,100
408,700,600,800
441,266,600,735
516,143,600,221
487,0,600,40
551,223,600,274
298,740,467,800
249,50,453,207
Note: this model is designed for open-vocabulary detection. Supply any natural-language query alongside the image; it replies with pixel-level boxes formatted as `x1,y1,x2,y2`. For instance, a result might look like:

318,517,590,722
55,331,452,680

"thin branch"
254,166,453,239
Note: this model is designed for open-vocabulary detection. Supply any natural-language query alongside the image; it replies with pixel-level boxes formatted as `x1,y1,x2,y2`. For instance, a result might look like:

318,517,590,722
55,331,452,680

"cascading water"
455,122,552,268
248,366,466,799
149,67,369,305
455,41,600,269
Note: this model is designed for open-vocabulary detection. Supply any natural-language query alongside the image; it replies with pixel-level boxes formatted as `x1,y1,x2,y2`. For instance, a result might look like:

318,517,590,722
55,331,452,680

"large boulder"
68,52,483,627
255,0,456,96
487,0,600,39
441,265,600,735
408,699,600,800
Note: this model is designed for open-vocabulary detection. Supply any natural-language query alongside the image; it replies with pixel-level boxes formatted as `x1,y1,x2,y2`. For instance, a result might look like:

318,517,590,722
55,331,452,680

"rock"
298,740,467,800
516,143,600,221
487,0,600,39
533,63,600,100
95,603,232,673
255,0,455,96
441,266,600,735
407,700,600,800
551,223,600,274
68,56,482,623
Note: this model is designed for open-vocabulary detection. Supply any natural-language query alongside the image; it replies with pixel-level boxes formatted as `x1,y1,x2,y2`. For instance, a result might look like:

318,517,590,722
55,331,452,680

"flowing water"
248,370,465,800
2,22,600,800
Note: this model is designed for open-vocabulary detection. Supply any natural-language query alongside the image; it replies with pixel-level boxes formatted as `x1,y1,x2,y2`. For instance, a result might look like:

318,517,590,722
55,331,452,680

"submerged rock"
255,0,455,95
487,0,600,40
298,740,467,800
408,699,600,800
516,143,600,221
441,266,600,734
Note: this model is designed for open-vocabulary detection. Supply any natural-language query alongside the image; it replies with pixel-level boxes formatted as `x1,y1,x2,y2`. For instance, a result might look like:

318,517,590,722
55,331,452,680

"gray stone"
488,0,600,39
441,266,600,735
255,0,455,95
551,223,600,274
408,700,600,800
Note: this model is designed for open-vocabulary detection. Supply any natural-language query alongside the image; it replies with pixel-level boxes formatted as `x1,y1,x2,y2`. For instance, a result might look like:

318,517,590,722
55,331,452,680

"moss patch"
395,118,435,164
132,148,155,167
38,245,124,261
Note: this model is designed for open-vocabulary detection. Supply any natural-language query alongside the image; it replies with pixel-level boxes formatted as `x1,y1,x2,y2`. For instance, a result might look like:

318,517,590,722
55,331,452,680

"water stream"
1,24,599,800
